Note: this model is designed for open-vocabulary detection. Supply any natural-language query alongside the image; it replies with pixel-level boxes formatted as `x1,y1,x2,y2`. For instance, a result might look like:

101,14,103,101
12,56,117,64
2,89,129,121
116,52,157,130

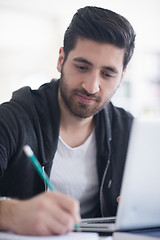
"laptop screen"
116,117,160,231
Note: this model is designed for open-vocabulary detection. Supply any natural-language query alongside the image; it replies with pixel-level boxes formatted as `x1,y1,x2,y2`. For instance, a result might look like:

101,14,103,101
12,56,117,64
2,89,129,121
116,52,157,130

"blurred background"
0,0,160,117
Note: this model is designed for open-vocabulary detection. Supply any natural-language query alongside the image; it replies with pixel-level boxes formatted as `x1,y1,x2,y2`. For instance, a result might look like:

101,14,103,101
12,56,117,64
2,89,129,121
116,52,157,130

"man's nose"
82,72,100,94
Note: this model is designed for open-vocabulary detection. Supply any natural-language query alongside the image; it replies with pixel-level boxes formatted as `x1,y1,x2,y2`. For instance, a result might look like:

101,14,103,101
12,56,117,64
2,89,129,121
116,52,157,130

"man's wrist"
0,197,12,231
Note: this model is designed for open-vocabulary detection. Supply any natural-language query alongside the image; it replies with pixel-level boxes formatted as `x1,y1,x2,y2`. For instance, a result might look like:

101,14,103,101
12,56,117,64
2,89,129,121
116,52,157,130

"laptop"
79,117,160,233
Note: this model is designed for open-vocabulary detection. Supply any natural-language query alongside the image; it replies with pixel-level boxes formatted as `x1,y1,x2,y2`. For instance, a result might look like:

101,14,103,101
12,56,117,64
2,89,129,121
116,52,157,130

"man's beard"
59,71,108,119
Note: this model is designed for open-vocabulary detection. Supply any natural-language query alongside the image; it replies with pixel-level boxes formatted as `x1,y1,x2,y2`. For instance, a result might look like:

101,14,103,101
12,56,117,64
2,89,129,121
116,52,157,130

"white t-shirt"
50,130,99,216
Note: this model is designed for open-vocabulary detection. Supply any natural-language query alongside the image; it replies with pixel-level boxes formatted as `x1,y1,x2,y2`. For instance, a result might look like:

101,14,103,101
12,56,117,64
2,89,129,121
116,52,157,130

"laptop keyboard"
82,217,116,224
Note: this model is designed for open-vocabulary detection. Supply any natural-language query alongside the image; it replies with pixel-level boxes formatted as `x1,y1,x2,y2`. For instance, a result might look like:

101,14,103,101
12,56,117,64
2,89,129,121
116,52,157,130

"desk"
2,231,159,240
113,230,160,240
0,231,112,240
99,236,112,240
4,231,160,240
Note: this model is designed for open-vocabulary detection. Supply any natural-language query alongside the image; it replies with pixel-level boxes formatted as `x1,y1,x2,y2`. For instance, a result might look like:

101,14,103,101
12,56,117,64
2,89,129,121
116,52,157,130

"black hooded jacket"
0,79,133,217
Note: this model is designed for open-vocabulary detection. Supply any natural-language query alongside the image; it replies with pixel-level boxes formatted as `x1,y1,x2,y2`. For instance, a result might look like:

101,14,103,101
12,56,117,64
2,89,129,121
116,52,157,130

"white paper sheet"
0,231,99,240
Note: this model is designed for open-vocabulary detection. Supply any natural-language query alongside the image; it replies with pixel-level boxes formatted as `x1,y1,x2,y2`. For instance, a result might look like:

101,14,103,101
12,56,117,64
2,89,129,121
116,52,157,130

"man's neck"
58,91,95,148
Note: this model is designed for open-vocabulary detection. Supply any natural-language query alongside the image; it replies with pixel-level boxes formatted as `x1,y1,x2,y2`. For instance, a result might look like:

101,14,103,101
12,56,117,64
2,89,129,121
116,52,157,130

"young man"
0,6,135,236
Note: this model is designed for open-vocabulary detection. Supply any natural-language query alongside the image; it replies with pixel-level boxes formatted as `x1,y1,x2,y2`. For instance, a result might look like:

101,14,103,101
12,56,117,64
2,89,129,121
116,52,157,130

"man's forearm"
0,198,16,231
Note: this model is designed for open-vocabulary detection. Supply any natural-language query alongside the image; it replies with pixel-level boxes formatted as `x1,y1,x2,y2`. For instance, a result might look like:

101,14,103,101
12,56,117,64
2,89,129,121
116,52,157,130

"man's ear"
118,67,127,87
57,47,65,73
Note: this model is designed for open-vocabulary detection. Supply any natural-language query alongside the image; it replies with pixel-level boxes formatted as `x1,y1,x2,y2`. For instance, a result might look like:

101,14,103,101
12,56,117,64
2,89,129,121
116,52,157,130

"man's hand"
0,191,80,236
116,196,120,203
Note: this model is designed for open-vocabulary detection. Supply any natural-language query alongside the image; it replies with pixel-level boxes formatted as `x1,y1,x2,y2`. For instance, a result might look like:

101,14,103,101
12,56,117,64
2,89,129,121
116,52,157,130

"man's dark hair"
63,6,136,69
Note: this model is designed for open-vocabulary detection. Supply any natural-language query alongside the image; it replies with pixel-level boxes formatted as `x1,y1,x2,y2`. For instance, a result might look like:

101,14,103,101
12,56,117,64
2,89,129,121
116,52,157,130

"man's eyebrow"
73,57,118,74
103,66,118,74
73,57,93,66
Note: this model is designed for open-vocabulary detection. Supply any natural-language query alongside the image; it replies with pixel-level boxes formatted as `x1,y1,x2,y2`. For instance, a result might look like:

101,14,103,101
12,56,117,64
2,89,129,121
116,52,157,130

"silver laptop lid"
116,117,160,231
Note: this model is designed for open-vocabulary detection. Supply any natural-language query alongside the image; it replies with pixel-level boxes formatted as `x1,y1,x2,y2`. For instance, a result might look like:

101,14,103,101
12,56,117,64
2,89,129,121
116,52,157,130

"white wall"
0,0,160,117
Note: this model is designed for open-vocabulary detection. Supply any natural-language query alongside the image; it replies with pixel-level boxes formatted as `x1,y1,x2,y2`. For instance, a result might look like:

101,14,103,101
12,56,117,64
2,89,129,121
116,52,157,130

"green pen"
23,145,79,230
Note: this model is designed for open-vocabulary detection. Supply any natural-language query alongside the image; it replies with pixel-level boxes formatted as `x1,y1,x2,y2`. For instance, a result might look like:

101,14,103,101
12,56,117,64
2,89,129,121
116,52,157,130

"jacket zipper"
100,159,110,216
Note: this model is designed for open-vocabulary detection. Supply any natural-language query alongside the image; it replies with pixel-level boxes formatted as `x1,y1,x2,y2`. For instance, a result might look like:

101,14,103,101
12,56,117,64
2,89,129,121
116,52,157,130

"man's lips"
77,94,96,104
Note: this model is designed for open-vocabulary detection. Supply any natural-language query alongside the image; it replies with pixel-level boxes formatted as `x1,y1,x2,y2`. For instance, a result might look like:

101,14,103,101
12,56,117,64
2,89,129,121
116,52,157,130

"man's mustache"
74,89,100,101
